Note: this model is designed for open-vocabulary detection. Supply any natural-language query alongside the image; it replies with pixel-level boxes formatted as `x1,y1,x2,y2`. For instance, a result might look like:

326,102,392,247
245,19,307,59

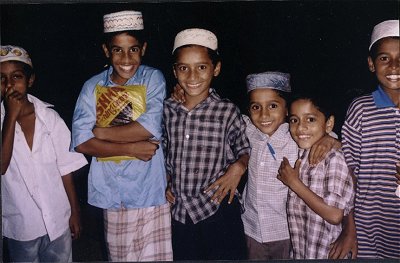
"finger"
228,190,235,204
294,159,302,171
204,181,219,193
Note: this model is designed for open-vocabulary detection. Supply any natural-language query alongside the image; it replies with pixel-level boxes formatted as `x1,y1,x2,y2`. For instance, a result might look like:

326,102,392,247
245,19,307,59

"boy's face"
249,88,287,136
1,61,34,101
102,32,147,86
289,99,334,150
368,38,400,93
173,46,221,103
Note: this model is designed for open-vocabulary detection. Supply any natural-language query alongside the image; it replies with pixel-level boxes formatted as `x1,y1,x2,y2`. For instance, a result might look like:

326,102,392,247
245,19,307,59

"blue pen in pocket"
267,142,276,161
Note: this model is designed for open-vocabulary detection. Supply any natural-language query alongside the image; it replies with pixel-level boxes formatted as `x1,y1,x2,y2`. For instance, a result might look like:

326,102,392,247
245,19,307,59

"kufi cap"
172,28,218,54
369,20,399,50
104,10,144,33
246,71,291,93
0,45,33,68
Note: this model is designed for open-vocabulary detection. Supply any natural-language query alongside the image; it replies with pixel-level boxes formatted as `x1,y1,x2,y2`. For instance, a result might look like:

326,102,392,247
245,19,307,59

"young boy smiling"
71,10,172,261
341,19,400,258
278,93,354,259
163,28,250,260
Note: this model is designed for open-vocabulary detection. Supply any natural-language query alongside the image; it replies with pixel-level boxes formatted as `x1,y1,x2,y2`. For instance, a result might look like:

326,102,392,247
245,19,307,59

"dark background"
1,1,399,261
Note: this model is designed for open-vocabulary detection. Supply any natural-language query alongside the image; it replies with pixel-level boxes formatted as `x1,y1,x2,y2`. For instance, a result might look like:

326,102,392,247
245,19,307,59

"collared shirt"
71,65,167,209
163,91,250,224
241,117,298,243
287,149,354,259
342,86,400,258
1,95,88,241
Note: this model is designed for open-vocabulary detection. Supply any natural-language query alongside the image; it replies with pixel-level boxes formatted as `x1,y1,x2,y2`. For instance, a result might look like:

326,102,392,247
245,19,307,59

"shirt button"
188,112,192,116
260,162,265,166
185,134,190,139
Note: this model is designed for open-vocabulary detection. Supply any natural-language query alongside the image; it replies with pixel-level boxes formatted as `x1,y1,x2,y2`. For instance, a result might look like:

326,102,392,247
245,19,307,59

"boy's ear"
102,44,110,58
325,115,335,133
141,42,147,57
367,56,375,72
28,73,35,88
213,61,221,77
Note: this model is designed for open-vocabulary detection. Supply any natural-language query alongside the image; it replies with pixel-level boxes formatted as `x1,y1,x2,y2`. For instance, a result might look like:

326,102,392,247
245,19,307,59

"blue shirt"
71,65,167,209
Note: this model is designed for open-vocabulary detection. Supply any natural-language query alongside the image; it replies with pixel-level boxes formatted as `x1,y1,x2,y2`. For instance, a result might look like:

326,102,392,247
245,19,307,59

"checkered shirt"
241,117,298,243
287,148,355,259
163,91,250,224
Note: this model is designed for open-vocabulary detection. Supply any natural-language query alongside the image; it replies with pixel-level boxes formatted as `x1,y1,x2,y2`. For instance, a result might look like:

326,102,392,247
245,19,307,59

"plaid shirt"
287,148,355,259
242,117,298,243
163,91,250,224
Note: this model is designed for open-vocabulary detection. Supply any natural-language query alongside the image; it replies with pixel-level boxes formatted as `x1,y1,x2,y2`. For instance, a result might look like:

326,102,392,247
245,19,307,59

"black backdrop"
2,1,399,134
1,1,399,261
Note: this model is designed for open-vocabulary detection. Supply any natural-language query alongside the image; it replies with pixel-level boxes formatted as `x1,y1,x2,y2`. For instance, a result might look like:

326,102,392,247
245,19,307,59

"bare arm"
329,209,357,259
61,173,81,240
75,137,159,161
205,154,249,204
1,89,25,175
93,121,153,143
309,133,341,165
278,157,343,225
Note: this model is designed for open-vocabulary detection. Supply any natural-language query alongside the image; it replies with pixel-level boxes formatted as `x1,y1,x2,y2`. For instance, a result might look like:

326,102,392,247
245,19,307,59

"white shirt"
1,95,87,241
241,116,298,243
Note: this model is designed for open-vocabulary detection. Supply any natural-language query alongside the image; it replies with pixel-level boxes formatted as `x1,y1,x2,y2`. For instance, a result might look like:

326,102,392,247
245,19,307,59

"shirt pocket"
36,132,57,164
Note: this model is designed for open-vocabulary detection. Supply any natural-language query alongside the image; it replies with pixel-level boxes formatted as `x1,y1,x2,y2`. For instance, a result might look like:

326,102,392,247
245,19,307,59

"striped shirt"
241,117,298,243
287,149,354,259
341,86,400,259
163,91,250,224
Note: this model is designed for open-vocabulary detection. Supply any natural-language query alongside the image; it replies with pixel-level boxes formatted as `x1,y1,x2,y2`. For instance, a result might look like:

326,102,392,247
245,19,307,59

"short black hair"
290,89,334,120
173,45,221,67
369,36,400,59
103,30,147,48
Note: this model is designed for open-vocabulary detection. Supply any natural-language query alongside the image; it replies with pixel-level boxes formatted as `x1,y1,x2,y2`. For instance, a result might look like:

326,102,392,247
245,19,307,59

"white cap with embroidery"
172,28,218,54
0,45,33,68
103,10,144,33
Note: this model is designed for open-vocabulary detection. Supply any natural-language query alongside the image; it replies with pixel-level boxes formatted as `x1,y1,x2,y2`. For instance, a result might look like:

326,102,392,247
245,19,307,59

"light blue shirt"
71,65,167,209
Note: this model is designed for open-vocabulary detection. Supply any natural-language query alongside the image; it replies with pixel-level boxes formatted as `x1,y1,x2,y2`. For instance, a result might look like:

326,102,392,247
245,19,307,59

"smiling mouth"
386,74,400,81
260,121,272,126
120,65,134,72
187,83,201,89
298,134,311,140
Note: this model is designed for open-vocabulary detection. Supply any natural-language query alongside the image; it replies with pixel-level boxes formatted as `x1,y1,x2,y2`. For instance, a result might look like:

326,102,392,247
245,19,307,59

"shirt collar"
104,65,143,86
1,94,53,119
169,88,220,111
372,85,396,108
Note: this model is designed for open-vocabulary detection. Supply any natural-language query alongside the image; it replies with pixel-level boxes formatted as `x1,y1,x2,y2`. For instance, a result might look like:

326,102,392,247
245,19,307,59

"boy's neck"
183,91,211,111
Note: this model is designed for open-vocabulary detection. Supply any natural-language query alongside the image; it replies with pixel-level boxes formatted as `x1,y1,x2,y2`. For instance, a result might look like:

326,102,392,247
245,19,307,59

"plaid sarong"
104,203,173,262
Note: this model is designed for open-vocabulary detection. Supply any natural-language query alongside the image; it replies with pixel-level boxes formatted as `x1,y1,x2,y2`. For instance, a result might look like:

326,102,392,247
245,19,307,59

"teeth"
298,135,310,139
120,65,133,71
387,75,400,81
188,83,200,88
261,121,272,126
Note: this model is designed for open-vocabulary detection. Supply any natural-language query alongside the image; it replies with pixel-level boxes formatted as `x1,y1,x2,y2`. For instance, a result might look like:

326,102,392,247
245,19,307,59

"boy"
71,11,172,262
1,45,87,262
278,93,355,259
341,19,400,258
242,72,342,260
241,72,297,260
163,28,250,260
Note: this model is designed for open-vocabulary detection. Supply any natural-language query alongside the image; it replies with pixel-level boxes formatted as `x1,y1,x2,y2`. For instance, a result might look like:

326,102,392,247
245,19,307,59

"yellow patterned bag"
95,84,146,162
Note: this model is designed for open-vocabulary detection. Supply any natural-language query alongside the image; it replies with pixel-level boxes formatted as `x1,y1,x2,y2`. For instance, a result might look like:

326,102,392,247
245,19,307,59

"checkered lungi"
104,203,173,262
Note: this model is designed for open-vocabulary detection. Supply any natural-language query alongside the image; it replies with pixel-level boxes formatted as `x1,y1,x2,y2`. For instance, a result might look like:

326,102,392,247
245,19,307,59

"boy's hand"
329,228,357,259
309,134,340,165
204,160,246,204
171,83,185,103
130,140,159,161
166,186,175,204
277,157,301,189
69,211,81,240
93,127,106,140
4,88,24,119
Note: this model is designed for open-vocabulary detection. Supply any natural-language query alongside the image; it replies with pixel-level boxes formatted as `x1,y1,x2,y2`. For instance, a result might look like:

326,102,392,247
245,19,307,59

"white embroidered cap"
0,45,33,68
172,28,218,54
103,10,144,33
369,20,399,50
